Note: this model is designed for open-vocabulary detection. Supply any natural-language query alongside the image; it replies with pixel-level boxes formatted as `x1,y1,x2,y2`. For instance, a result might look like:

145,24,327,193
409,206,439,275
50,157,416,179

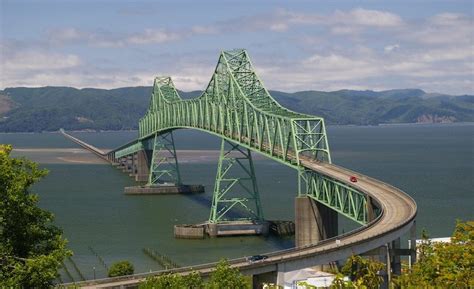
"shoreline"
11,148,264,165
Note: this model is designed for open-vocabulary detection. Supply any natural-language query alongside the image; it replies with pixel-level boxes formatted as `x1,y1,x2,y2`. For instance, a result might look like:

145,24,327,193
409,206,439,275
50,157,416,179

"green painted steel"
303,171,369,223
113,49,372,224
138,49,330,165
148,131,182,186
115,142,143,159
209,139,264,223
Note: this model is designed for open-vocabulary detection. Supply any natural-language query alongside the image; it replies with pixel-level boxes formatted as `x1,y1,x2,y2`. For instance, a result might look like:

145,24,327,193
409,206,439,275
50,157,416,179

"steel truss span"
67,49,416,287
115,49,370,224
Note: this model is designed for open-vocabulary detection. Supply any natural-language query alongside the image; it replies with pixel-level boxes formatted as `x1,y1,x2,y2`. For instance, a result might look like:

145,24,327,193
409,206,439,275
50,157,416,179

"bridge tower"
147,131,181,186
206,139,265,236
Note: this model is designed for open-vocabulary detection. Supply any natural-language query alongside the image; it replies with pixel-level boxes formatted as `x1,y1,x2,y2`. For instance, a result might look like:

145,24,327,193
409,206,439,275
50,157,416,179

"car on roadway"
246,255,268,263
350,176,358,183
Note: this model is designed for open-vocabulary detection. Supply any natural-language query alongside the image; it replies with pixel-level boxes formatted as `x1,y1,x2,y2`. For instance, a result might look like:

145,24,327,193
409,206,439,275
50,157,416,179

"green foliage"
1,87,472,132
108,260,135,277
297,280,317,288
0,144,72,287
139,259,250,289
395,220,474,288
262,284,283,289
325,255,384,289
340,255,384,288
206,259,250,289
139,271,203,289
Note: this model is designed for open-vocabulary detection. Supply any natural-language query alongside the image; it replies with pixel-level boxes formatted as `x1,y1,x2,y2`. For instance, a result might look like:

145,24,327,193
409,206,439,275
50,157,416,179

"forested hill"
0,86,472,132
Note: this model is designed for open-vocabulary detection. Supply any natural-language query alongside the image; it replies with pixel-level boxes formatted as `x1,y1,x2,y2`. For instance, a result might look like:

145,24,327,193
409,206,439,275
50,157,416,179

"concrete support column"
391,238,401,276
380,245,390,289
129,154,136,176
366,196,376,222
252,271,277,289
135,150,150,182
251,263,286,289
409,221,417,268
127,155,133,172
123,156,128,172
119,157,126,169
276,263,286,287
295,196,338,247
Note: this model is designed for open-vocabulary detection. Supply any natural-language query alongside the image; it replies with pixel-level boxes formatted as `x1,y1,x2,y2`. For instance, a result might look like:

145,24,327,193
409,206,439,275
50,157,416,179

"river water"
1,123,473,281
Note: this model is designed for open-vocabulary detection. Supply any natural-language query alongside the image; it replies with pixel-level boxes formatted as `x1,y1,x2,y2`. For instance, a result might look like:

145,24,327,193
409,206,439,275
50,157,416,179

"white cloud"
330,26,362,35
384,44,400,53
48,28,182,47
404,13,473,45
3,51,81,71
51,28,83,41
418,46,473,62
2,8,473,95
191,25,218,34
269,23,289,32
331,8,404,28
429,13,467,26
1,49,82,88
127,29,180,45
207,8,404,37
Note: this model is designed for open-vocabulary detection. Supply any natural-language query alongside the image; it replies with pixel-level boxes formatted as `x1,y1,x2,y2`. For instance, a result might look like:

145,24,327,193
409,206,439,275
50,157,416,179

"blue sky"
1,0,473,94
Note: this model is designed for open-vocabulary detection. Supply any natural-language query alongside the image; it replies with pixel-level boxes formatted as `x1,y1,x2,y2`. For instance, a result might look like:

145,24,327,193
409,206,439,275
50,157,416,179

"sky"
1,0,473,94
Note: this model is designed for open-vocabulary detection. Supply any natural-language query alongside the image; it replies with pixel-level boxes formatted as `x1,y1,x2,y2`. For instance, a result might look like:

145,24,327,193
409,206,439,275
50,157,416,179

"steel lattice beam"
111,49,376,224
148,131,181,186
209,139,263,223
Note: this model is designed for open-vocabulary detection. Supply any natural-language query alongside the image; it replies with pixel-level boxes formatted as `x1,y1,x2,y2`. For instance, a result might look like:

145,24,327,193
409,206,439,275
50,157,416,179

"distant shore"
1,121,472,134
10,148,265,165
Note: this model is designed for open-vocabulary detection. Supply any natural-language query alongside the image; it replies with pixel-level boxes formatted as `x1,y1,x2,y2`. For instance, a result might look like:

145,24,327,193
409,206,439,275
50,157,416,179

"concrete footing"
269,220,295,236
124,184,205,195
135,174,149,182
174,224,205,239
174,221,269,239
206,221,270,237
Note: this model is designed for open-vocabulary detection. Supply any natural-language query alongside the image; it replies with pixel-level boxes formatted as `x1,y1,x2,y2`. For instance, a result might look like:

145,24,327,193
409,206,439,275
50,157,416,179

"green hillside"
0,87,472,132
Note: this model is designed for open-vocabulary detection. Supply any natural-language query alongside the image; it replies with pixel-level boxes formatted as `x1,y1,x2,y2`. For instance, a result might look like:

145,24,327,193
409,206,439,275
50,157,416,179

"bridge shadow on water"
181,193,295,251
181,193,253,222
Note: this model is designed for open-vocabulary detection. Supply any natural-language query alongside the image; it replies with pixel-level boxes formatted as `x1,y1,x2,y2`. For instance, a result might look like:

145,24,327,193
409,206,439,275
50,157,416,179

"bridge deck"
60,49,416,288
73,159,416,288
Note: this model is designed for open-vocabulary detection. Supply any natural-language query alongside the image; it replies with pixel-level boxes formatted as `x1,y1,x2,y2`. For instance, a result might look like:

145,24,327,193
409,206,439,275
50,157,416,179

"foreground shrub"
108,260,134,277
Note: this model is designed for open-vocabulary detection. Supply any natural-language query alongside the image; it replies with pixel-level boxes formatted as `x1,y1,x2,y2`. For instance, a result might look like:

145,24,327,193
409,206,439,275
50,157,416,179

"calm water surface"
1,123,473,281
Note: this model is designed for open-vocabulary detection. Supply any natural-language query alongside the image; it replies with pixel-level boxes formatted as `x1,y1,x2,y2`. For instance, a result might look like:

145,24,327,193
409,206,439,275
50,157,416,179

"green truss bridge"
61,49,417,288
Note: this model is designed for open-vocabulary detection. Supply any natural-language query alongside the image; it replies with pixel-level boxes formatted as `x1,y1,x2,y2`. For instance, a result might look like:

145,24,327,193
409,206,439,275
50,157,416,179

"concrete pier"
295,196,338,247
134,150,150,182
269,220,295,236
206,221,269,237
173,221,269,239
174,224,205,239
124,184,205,195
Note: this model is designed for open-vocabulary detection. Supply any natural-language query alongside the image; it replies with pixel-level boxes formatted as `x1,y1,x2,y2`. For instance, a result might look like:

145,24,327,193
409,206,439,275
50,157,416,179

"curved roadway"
69,143,416,288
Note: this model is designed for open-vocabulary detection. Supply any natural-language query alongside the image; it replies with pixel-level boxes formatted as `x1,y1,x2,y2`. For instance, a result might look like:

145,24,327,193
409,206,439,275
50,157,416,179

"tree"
340,255,384,288
395,220,474,288
326,255,384,289
139,271,203,289
206,259,250,289
0,144,71,287
108,260,135,277
139,259,249,289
